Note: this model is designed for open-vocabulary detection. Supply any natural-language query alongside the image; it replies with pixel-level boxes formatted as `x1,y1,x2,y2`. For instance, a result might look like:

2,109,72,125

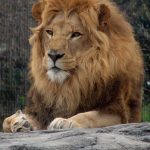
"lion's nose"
48,50,65,62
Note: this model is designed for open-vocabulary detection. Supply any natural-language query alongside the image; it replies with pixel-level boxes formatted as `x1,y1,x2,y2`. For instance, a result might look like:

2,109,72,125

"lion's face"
31,0,112,84
41,13,92,83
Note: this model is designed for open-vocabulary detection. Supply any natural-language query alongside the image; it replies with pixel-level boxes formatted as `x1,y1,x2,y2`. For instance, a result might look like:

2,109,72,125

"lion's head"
29,0,124,84
41,8,92,83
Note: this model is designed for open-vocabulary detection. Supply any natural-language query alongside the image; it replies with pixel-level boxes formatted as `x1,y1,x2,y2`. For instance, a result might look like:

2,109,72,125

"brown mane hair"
25,0,144,129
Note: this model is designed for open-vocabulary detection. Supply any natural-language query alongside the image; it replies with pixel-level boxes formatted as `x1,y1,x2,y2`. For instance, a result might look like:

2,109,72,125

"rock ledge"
0,123,150,150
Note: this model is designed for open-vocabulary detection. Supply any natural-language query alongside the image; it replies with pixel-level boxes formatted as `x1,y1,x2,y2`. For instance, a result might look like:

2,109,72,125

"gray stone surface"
0,123,150,150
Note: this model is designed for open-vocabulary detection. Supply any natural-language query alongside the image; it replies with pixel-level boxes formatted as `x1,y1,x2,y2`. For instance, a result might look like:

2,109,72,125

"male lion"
3,0,144,132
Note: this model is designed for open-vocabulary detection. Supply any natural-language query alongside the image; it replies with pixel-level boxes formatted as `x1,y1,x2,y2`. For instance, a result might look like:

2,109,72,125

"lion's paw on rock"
47,118,81,130
11,117,33,133
3,110,33,133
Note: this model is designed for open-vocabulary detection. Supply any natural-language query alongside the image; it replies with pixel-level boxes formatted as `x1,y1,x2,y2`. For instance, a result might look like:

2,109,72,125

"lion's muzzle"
45,49,77,83
48,49,65,63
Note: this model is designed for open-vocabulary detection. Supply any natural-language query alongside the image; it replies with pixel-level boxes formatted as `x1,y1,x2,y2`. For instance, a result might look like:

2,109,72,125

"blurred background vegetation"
0,0,150,130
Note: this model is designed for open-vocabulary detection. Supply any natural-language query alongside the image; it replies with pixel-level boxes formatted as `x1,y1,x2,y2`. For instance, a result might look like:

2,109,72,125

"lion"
3,0,144,132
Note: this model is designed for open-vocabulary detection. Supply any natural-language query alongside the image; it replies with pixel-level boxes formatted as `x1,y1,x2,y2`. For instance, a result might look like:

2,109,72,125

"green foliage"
19,96,26,109
142,104,150,122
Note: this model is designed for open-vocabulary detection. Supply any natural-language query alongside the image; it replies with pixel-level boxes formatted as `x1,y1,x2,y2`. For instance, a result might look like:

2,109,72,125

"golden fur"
3,0,144,132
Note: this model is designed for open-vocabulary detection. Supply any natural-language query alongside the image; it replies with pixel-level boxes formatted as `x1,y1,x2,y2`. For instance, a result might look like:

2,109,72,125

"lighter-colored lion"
3,0,144,132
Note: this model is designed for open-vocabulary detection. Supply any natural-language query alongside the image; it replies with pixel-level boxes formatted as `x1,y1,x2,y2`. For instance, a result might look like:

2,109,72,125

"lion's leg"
70,111,121,128
129,98,142,123
3,110,40,132
48,111,121,129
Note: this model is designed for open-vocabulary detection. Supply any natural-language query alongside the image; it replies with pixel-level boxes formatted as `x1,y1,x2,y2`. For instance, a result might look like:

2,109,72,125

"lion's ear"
98,4,111,32
32,2,44,22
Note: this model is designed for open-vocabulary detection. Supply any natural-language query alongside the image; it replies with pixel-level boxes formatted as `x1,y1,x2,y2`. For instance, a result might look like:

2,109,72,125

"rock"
0,123,150,150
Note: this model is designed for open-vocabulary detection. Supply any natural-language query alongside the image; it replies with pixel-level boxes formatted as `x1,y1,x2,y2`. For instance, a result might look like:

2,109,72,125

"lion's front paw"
3,110,33,133
47,118,81,130
11,117,33,133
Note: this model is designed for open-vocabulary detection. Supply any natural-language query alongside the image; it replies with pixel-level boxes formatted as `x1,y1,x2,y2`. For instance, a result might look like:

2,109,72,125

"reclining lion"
3,0,144,132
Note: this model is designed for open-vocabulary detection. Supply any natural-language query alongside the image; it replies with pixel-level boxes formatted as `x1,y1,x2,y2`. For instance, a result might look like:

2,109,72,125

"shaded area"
0,0,36,129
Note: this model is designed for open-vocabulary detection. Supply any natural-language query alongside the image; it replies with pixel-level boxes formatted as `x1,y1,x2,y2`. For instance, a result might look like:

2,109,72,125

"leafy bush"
142,103,150,122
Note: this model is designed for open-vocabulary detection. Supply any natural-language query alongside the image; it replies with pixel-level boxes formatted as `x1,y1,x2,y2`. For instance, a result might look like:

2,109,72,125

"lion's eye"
71,32,82,38
46,30,53,36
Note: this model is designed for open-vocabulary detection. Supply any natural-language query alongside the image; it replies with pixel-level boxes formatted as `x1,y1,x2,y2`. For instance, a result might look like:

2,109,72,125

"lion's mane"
25,0,144,129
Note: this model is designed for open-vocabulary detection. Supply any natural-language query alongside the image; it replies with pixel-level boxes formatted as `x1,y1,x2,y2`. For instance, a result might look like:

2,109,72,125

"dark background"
0,0,150,130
